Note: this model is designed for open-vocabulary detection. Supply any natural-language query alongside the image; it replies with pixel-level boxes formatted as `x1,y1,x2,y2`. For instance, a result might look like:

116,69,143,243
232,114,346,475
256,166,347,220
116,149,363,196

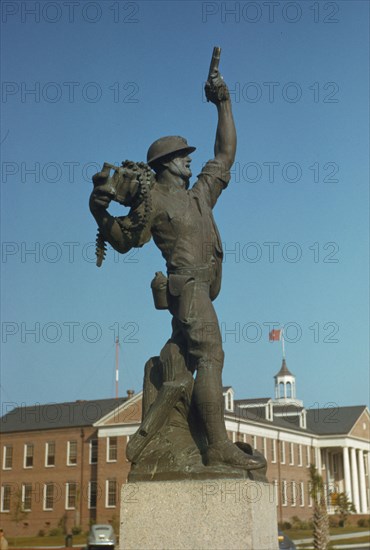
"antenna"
115,337,119,399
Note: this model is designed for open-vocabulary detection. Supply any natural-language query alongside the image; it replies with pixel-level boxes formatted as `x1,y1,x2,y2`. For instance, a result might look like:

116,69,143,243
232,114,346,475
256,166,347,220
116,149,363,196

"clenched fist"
205,69,230,104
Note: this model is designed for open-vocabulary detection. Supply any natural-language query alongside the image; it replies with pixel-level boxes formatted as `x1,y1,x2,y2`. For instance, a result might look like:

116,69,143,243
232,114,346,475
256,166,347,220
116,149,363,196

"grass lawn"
288,526,370,540
298,536,370,549
8,533,86,547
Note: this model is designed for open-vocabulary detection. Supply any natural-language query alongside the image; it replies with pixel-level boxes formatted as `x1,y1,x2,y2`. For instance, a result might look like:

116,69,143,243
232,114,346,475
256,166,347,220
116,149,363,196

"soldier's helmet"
147,136,196,167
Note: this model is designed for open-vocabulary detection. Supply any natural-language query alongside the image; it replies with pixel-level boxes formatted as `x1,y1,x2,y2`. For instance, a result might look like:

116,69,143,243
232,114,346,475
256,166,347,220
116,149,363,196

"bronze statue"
89,48,267,480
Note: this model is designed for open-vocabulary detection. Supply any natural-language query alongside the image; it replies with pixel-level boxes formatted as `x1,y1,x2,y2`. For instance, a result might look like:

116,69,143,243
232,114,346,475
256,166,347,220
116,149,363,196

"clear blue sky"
1,1,369,413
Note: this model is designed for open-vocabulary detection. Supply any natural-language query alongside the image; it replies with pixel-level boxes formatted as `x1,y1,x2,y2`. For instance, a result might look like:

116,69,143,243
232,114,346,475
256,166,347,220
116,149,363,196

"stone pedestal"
120,479,278,550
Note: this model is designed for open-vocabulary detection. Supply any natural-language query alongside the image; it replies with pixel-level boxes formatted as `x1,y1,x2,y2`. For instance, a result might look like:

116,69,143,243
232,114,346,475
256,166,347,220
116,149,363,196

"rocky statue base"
120,479,278,550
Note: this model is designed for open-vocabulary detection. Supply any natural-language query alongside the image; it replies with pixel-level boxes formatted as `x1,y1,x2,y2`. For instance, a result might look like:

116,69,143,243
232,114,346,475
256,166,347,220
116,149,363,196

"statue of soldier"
89,53,266,476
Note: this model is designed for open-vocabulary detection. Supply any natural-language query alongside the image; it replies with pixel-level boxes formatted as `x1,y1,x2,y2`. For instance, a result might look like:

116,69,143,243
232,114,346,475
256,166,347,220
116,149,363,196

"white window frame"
299,481,305,507
306,445,311,467
88,481,97,509
106,479,117,508
67,441,77,466
43,483,54,511
3,446,13,470
282,480,287,507
289,442,294,465
291,481,297,507
308,481,313,507
45,442,56,467
1,485,11,512
107,437,118,462
280,441,286,464
89,439,98,464
65,482,77,510
261,437,266,456
271,439,276,463
298,444,303,466
273,479,279,506
23,443,34,469
22,483,32,511
333,454,338,474
252,436,257,450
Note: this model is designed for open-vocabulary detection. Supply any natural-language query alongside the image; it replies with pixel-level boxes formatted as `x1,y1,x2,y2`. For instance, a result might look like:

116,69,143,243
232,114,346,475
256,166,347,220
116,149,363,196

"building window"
1,485,11,512
45,442,55,467
299,482,305,506
89,481,97,509
3,446,13,469
226,391,232,411
44,483,54,511
333,454,338,474
90,440,98,464
106,480,117,507
66,482,77,509
24,444,34,468
261,438,266,457
286,381,292,398
107,437,118,462
22,483,32,511
298,444,302,466
289,443,294,465
291,481,296,507
273,479,279,506
280,441,285,464
308,482,313,507
67,441,77,466
271,440,276,463
306,445,311,467
281,480,287,506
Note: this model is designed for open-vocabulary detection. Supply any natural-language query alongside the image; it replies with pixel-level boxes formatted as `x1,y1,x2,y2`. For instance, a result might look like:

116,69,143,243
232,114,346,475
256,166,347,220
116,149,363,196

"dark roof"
274,358,294,378
306,406,367,435
0,397,128,433
229,404,368,436
235,398,271,405
222,386,232,392
274,404,304,414
229,404,315,434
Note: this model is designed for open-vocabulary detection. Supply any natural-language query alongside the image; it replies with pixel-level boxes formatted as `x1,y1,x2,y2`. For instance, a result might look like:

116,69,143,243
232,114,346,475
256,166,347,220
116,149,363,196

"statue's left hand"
89,190,111,213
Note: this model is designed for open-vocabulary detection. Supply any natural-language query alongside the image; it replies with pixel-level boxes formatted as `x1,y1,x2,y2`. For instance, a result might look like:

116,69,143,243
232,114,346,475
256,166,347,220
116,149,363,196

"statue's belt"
167,265,212,284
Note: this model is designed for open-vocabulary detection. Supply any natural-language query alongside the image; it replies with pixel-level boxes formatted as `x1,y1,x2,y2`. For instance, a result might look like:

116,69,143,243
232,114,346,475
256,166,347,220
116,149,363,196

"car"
87,524,117,549
278,530,297,550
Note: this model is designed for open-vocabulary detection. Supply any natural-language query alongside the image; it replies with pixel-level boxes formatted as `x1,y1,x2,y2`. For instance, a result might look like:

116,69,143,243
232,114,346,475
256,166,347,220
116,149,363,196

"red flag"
269,329,282,341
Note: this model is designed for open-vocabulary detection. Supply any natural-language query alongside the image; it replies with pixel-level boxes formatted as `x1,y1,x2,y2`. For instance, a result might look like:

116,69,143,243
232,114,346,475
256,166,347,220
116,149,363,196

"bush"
37,529,45,537
49,528,62,536
278,521,292,530
357,518,370,528
71,525,82,535
329,518,339,528
290,516,312,530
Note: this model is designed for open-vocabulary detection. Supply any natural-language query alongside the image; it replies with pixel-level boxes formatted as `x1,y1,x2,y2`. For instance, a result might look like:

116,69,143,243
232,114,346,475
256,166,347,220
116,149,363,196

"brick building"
0,393,141,536
1,361,369,536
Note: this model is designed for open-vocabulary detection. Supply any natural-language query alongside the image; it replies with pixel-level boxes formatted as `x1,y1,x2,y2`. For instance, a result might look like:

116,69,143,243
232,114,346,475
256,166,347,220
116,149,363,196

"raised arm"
205,70,237,170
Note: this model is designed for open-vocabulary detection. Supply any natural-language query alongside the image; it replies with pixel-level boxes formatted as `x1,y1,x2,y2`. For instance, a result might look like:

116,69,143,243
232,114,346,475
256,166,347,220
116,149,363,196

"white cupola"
274,358,297,403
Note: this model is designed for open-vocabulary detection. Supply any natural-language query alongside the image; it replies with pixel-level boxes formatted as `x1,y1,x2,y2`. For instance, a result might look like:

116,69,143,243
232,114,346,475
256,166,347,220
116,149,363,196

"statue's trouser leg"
169,280,227,445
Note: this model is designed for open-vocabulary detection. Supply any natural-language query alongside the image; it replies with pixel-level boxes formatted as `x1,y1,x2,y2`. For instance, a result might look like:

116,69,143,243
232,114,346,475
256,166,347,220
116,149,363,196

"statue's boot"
206,439,266,470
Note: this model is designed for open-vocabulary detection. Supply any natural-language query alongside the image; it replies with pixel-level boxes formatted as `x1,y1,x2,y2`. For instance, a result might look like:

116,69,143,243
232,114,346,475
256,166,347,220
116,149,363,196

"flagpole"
281,329,285,359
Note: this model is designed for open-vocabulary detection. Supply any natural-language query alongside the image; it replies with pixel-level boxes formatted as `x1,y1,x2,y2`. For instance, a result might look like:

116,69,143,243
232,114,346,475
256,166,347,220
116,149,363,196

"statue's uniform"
150,159,230,378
